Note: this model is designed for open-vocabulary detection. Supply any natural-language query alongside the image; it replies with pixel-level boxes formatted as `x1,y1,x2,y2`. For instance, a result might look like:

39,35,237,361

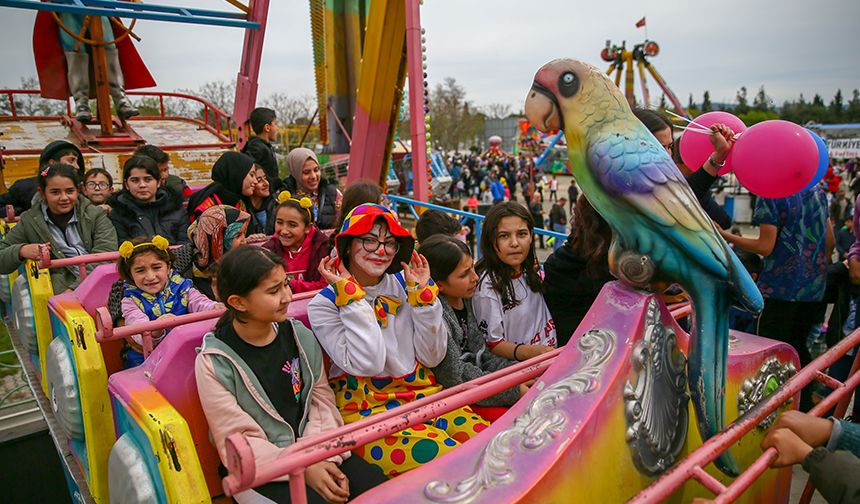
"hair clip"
119,235,170,259
40,165,50,177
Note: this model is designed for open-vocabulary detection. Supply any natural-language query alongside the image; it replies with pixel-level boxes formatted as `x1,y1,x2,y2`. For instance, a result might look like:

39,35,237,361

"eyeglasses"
85,182,110,190
359,237,400,254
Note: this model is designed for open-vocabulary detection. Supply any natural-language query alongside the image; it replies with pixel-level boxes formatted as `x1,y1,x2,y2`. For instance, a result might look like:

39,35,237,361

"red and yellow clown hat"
335,204,414,274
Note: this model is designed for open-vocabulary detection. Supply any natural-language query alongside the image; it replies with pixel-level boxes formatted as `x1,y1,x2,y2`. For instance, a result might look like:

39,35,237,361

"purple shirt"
848,194,860,263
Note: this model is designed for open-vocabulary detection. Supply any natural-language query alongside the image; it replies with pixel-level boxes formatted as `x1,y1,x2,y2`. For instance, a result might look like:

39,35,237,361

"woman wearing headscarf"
280,148,342,230
187,151,264,234
187,205,251,300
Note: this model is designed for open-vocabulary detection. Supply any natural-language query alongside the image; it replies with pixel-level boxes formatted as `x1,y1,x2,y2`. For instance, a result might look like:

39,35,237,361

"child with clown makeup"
308,204,490,477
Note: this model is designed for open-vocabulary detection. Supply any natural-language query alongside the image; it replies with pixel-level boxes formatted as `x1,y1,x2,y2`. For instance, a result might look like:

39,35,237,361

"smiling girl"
281,149,342,230
196,246,385,503
117,235,221,368
309,204,489,476
108,155,190,245
262,191,331,293
472,202,556,361
0,164,117,293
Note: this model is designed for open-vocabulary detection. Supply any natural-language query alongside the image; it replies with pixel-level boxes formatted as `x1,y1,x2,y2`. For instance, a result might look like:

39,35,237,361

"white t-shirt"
472,273,557,348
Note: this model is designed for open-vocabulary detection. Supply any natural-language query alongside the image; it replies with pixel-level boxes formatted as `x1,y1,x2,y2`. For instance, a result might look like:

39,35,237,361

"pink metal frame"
403,0,429,202
232,0,270,150
631,327,860,503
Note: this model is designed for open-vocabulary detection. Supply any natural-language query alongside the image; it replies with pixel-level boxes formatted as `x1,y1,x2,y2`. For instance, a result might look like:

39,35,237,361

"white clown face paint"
348,222,396,283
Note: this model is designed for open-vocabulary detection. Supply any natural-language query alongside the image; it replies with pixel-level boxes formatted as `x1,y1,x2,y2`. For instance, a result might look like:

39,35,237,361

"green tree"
687,93,695,110
428,77,484,151
847,89,860,122
829,89,844,120
701,91,712,112
739,109,779,126
658,94,667,110
752,86,771,112
735,86,749,114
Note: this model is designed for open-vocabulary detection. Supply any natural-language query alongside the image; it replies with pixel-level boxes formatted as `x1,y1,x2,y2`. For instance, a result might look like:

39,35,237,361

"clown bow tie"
373,295,402,328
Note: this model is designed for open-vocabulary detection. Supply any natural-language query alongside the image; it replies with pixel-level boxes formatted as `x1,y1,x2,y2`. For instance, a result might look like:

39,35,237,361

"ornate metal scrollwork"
423,328,616,503
624,298,689,476
737,357,797,429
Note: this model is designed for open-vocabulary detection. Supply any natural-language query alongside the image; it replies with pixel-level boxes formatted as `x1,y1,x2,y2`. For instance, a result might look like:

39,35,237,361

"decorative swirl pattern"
423,328,616,503
737,357,797,429
617,251,656,288
624,298,689,475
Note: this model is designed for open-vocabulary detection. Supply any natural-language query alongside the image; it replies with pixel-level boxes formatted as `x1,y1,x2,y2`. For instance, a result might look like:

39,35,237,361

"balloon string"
664,109,712,131
666,110,743,140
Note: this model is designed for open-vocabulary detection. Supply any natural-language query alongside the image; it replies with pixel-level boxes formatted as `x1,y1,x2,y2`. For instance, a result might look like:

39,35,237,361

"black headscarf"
188,152,256,220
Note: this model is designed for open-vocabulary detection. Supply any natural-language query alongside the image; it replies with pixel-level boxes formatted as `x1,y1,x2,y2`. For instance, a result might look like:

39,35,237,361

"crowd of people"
3,104,860,502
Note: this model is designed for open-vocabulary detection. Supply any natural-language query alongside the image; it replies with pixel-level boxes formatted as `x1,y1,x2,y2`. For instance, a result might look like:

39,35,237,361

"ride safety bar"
36,237,271,280
37,244,182,280
630,325,860,503
93,290,318,357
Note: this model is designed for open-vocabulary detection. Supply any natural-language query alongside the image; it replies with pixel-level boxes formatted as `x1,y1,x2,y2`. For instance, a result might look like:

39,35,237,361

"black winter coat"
108,187,191,244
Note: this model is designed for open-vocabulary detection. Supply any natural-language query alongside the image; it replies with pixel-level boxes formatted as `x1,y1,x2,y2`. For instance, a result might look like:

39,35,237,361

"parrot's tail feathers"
688,286,741,477
728,247,764,314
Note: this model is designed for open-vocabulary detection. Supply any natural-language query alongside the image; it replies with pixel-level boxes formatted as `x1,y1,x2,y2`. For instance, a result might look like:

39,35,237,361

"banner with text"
828,138,860,159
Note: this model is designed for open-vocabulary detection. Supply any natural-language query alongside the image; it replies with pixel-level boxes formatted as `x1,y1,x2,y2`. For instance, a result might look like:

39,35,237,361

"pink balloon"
732,120,819,199
678,111,746,172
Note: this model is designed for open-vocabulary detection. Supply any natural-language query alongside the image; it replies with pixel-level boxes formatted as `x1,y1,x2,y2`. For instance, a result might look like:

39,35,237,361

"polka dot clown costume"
308,204,489,476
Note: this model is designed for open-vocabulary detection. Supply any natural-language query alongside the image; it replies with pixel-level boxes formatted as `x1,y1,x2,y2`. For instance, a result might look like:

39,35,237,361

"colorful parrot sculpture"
524,58,764,476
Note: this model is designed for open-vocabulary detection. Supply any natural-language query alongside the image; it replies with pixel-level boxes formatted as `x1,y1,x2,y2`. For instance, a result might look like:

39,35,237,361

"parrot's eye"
558,71,579,98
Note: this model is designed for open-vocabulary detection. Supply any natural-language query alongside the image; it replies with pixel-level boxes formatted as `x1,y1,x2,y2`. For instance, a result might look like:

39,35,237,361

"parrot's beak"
525,81,563,133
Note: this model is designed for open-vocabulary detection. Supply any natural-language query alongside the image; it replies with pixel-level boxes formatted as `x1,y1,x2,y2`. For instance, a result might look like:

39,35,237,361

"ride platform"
0,89,237,190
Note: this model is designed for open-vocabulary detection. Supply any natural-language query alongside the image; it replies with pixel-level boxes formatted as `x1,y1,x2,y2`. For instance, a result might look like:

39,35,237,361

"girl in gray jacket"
421,235,529,411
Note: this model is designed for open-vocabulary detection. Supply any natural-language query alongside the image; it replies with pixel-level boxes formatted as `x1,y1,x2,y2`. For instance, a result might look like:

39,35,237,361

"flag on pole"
635,17,646,28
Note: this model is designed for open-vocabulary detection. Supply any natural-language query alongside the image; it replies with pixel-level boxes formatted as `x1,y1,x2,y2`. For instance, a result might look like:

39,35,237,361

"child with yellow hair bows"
261,191,332,293
118,235,222,368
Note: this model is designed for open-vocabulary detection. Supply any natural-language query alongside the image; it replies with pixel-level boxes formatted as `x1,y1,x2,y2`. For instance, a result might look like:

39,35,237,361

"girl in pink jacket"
195,246,385,503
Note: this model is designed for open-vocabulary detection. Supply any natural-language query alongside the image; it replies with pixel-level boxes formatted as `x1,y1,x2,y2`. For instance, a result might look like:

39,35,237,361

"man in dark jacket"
1,140,85,216
568,182,579,215
549,197,568,251
241,107,280,189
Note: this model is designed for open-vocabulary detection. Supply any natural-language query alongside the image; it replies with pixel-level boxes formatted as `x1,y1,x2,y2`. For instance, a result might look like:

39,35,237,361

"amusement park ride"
601,38,688,117
0,2,858,504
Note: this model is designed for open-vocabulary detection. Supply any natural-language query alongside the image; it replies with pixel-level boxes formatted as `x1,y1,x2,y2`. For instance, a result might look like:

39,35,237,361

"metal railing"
385,194,569,258
1,88,236,152
631,327,860,503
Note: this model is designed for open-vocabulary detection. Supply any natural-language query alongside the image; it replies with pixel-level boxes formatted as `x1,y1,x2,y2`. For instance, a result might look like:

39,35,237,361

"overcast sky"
2,0,858,111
